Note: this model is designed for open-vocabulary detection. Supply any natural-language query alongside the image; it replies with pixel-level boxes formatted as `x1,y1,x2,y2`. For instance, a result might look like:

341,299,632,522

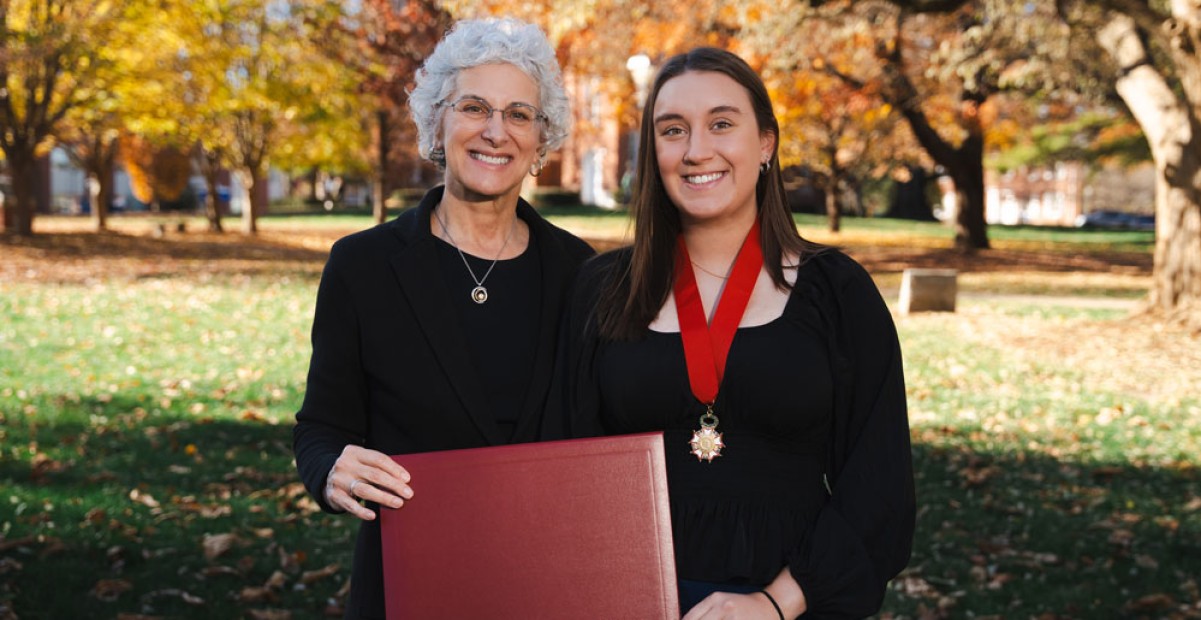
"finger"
365,450,412,484
352,478,408,510
680,600,712,620
331,486,377,521
352,463,412,503
345,448,413,500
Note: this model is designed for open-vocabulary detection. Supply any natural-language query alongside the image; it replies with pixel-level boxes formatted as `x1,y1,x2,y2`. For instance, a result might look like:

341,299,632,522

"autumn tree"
757,25,917,232
168,0,367,234
1054,0,1201,325
0,0,121,235
56,0,184,232
754,0,1074,249
118,133,192,210
60,115,120,231
318,0,451,224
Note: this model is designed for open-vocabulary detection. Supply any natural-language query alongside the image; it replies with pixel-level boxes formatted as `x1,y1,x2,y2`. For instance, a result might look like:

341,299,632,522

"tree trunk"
1098,11,1201,321
886,166,937,220
945,136,989,250
237,169,262,235
88,149,115,233
1152,149,1201,315
374,108,390,225
204,173,225,233
6,152,38,236
196,149,225,232
825,170,842,233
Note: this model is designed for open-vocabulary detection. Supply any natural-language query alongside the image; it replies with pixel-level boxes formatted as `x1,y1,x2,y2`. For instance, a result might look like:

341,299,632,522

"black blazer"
293,186,595,619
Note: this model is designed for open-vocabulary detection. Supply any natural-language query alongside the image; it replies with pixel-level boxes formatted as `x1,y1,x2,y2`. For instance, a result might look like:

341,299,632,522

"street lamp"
626,54,652,108
624,54,653,202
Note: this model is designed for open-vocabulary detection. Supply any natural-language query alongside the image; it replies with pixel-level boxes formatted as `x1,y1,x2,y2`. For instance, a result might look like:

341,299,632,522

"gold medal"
689,407,724,462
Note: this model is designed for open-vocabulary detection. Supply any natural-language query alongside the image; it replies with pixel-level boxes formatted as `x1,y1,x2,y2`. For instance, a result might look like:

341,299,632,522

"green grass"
2,217,1196,618
94,206,1156,253
0,275,341,619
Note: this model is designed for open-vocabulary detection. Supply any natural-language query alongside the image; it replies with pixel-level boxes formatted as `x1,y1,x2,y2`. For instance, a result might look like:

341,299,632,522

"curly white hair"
408,18,571,166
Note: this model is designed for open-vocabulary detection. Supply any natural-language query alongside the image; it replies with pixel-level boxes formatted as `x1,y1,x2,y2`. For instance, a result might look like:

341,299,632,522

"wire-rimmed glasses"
437,96,547,131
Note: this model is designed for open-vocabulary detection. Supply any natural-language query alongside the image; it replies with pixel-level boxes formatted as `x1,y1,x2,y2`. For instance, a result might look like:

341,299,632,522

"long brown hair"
596,47,826,341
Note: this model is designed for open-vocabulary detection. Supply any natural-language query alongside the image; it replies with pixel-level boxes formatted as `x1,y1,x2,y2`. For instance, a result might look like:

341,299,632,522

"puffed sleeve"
787,253,915,618
542,251,624,441
292,240,370,513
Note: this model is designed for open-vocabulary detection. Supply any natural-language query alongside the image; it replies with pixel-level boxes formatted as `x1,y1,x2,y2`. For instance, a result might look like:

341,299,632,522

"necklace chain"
690,259,730,280
434,206,516,304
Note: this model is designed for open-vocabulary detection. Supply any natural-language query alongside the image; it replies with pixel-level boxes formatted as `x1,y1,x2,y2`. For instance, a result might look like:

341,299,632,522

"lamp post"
624,54,653,202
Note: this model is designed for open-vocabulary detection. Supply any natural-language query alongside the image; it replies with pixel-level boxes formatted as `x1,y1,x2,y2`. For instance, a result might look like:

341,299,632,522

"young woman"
553,48,915,619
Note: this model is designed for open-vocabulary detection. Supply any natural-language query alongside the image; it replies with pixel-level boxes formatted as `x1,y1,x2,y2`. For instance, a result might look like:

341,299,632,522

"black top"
596,289,834,584
433,233,542,439
552,248,914,619
293,186,595,619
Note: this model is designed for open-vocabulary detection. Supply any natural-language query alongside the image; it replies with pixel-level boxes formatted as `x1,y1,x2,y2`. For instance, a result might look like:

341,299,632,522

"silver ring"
348,479,363,497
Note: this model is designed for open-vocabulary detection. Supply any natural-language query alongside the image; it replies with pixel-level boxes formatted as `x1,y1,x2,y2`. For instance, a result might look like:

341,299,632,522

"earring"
530,149,546,177
429,146,445,167
760,160,770,175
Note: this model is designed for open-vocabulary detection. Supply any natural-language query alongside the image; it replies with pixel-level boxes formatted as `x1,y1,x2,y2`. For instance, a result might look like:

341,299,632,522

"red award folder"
379,432,678,619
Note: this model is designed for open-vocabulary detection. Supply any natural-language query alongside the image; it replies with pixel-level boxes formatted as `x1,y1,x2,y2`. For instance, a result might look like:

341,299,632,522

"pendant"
471,286,488,304
688,408,724,462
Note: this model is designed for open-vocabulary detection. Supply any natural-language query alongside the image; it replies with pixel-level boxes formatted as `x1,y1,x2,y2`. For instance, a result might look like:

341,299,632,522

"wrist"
322,464,344,512
758,589,784,620
766,567,807,619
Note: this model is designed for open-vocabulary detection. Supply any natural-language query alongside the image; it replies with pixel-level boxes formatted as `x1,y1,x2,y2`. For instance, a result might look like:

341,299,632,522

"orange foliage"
118,133,192,204
119,133,156,204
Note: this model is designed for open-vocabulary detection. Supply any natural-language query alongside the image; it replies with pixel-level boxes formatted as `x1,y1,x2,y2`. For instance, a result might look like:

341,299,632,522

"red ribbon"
673,221,764,405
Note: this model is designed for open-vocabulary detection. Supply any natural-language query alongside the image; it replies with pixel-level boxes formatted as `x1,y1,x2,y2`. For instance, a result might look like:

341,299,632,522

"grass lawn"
2,212,1198,619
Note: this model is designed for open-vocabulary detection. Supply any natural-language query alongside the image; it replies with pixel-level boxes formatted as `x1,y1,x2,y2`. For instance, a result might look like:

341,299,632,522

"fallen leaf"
140,588,205,606
0,557,24,575
90,578,134,602
1134,554,1159,570
129,488,160,508
264,570,288,590
0,536,36,553
198,565,240,578
202,532,239,560
300,563,340,585
986,573,1014,590
238,586,278,604
1123,593,1175,612
245,609,292,620
1107,528,1134,548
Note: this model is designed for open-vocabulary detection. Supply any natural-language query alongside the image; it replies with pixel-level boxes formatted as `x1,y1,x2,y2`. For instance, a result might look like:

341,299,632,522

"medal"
674,221,763,462
689,407,724,462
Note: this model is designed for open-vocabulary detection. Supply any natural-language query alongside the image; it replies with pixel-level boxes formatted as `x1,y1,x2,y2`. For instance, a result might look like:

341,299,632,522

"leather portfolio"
379,432,678,619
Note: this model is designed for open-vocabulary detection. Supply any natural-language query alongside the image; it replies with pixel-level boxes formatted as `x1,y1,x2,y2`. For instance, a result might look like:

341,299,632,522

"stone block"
899,268,958,314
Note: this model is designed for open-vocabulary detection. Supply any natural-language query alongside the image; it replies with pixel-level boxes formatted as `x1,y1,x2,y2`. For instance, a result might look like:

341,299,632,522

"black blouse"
554,248,915,619
434,233,542,439
595,289,834,584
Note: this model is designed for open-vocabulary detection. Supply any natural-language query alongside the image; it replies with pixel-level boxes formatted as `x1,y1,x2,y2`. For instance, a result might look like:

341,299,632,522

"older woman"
292,18,594,619
554,48,914,618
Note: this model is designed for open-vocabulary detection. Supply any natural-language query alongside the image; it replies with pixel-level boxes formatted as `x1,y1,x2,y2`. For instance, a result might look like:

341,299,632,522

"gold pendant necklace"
435,206,515,304
688,405,724,462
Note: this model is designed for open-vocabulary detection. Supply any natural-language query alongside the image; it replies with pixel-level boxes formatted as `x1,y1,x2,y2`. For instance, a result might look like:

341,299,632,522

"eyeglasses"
437,97,547,130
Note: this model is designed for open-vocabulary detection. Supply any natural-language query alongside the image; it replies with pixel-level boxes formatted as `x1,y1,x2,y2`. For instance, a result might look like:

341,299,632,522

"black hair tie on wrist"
758,589,785,620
